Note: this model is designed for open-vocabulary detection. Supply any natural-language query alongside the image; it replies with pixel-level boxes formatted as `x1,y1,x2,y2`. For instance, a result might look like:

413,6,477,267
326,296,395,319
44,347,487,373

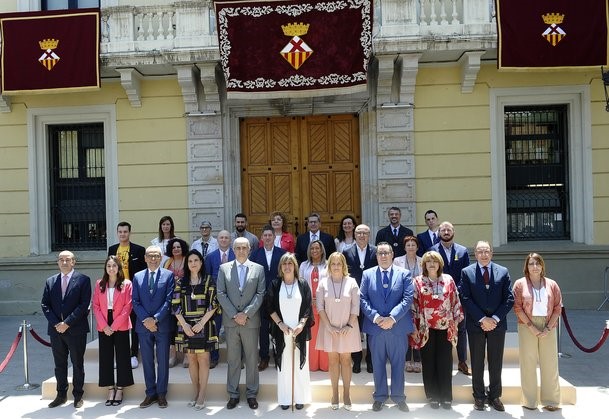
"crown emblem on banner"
39,38,59,50
281,23,309,37
542,13,565,25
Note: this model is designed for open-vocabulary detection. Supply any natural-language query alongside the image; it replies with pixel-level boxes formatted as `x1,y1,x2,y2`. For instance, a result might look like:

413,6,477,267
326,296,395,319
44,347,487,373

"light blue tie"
239,265,246,290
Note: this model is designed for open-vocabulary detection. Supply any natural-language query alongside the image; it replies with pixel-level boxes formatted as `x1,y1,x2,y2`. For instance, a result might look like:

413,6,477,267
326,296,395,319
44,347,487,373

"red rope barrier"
561,307,609,353
0,331,23,373
29,328,51,347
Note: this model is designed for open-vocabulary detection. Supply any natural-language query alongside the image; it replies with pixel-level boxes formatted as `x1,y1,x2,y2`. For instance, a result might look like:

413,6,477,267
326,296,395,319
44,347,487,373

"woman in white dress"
266,253,313,410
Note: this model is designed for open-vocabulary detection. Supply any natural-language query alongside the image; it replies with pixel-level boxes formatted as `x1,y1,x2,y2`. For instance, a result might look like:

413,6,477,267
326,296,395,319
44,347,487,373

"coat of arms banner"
496,0,608,70
214,0,373,99
0,9,100,95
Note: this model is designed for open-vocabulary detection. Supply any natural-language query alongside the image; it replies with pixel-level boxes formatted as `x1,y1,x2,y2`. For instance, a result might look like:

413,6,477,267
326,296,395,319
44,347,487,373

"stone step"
43,353,576,406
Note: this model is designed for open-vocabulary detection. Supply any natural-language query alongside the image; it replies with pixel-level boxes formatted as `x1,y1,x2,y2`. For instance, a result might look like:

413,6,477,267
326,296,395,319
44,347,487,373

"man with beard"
375,207,414,258
431,221,471,375
231,213,259,252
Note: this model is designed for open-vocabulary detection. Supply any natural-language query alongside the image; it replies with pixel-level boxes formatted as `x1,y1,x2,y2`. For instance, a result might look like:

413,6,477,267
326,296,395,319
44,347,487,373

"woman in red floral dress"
410,251,464,410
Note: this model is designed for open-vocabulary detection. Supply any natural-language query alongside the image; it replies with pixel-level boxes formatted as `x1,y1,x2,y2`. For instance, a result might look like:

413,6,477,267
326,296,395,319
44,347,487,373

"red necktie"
483,266,490,286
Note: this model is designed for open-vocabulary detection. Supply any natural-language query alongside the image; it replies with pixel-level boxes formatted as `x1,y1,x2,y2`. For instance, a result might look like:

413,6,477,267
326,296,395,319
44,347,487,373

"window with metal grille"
49,123,106,250
504,105,569,241
42,0,99,10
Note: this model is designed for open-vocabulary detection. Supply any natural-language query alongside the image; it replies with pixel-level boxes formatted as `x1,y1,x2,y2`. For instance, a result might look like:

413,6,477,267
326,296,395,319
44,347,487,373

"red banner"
497,0,609,70
1,9,100,95
215,0,373,98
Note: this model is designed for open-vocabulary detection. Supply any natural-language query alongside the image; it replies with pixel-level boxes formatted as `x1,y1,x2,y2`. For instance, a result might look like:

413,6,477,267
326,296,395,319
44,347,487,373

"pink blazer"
92,278,133,331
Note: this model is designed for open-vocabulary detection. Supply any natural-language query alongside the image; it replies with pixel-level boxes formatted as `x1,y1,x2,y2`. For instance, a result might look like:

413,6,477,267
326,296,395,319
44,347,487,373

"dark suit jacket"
416,230,439,257
375,225,414,258
250,246,286,290
205,248,235,280
41,270,92,336
360,266,414,337
108,241,146,280
343,244,377,286
295,230,336,264
131,267,175,334
459,262,514,332
431,242,470,287
216,260,266,328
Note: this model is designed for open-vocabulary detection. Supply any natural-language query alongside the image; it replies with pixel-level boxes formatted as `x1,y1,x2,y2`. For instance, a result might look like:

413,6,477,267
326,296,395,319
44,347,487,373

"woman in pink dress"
316,252,362,411
298,240,329,372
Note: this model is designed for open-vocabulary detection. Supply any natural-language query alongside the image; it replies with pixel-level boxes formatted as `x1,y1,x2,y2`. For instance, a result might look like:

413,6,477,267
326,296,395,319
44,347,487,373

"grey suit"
216,259,266,399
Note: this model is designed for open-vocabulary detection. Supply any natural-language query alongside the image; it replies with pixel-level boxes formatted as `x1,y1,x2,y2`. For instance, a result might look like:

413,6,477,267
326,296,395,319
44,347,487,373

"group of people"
40,208,563,413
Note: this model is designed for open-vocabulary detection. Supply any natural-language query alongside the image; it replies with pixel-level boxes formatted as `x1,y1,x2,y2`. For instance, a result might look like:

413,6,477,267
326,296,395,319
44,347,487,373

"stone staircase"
41,332,576,405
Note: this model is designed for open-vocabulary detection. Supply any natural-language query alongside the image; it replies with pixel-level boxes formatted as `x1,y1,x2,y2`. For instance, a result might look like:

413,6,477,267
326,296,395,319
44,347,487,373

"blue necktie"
148,271,155,293
383,271,390,297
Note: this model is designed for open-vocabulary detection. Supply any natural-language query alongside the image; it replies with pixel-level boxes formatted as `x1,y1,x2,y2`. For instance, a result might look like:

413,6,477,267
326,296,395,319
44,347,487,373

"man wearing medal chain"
459,241,513,412
360,242,414,412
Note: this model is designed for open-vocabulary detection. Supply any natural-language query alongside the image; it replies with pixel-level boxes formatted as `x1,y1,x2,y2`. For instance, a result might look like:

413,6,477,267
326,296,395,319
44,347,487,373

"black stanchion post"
557,312,571,359
16,320,40,391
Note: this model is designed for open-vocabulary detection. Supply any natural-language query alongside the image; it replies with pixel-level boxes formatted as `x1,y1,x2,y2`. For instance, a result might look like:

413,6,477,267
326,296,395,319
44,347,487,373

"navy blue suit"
360,265,413,403
432,241,470,363
295,231,336,264
41,270,91,400
343,244,377,367
375,225,414,258
250,245,286,360
460,262,514,401
416,230,439,257
132,267,174,397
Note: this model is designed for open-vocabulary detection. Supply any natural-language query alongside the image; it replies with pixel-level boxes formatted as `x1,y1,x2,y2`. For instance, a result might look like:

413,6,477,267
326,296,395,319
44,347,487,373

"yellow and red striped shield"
280,35,313,70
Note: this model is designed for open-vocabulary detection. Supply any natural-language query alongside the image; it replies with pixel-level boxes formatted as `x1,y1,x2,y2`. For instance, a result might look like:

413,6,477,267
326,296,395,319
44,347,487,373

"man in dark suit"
108,221,147,368
343,223,377,373
41,250,92,409
204,229,234,368
416,209,440,257
460,241,514,412
295,212,336,263
431,221,471,375
375,207,414,258
216,237,266,410
132,245,175,409
250,224,286,371
360,242,413,412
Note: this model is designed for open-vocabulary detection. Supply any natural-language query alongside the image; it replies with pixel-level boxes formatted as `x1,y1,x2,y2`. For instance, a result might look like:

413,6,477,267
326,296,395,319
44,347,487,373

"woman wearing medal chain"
164,238,189,367
265,253,313,410
393,235,423,373
299,240,329,372
316,252,362,410
410,251,463,410
172,250,219,410
513,253,562,412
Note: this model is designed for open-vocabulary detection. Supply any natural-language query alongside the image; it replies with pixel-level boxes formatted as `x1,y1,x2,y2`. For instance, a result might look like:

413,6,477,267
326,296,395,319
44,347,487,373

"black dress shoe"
210,359,219,369
48,395,67,408
490,397,505,412
74,398,83,408
458,361,471,376
226,398,239,409
158,394,168,408
258,358,269,371
474,398,485,411
441,401,452,410
139,395,158,408
397,401,409,412
280,405,290,410
366,364,373,373
372,401,383,411
430,401,440,409
295,404,304,410
247,397,259,409
352,364,361,373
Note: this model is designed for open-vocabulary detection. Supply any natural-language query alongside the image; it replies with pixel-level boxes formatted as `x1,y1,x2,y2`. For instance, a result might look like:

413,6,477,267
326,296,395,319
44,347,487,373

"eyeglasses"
475,250,491,255
377,251,392,256
355,231,370,235
146,254,161,259
200,226,211,230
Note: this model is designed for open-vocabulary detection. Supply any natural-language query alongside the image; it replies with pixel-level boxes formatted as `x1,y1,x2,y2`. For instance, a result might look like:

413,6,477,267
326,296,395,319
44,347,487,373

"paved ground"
1,309,608,418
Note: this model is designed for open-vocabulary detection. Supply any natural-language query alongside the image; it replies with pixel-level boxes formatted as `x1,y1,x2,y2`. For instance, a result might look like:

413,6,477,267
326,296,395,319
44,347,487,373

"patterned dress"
171,275,220,353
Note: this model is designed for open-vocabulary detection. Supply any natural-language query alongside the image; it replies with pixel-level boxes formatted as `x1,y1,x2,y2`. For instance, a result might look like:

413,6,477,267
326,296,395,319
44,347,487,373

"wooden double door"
240,114,361,238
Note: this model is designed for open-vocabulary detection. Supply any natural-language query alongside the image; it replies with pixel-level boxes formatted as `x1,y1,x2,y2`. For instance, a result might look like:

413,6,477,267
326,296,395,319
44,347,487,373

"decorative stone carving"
379,180,415,201
188,117,221,138
377,132,413,153
176,64,202,113
188,138,222,161
377,108,413,132
0,94,11,113
117,67,142,107
460,50,485,94
190,185,224,207
190,162,222,183
378,155,414,179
